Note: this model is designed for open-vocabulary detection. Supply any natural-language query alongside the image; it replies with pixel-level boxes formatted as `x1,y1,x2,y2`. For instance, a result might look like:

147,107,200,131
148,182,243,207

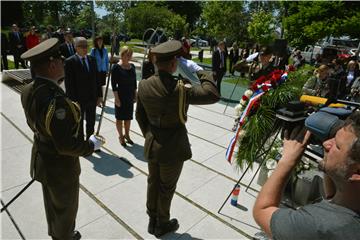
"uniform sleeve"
270,207,317,240
135,90,149,138
48,97,94,157
187,70,220,105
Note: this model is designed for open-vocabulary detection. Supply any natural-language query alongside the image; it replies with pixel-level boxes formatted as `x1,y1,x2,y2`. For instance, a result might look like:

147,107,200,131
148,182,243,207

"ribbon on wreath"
226,70,288,164
226,91,265,163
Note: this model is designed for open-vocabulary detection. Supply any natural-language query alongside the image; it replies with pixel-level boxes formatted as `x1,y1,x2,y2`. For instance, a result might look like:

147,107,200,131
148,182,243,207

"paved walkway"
1,54,261,239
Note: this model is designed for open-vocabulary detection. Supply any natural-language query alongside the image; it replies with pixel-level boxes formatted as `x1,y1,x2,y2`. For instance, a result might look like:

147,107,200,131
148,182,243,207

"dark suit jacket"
136,70,220,164
60,42,75,59
8,31,26,53
64,54,102,104
212,49,227,73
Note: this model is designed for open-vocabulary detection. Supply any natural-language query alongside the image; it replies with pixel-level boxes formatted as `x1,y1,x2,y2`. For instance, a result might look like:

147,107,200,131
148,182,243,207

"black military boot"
148,217,156,235
72,230,81,240
154,218,179,238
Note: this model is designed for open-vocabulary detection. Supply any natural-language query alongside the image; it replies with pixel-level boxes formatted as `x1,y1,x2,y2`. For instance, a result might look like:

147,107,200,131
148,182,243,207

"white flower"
267,170,274,178
266,159,277,170
244,89,253,98
240,99,247,105
235,104,243,116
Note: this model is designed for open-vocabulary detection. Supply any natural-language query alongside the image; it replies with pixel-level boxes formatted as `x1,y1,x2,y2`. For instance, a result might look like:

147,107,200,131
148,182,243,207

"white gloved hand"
89,134,105,151
178,56,204,73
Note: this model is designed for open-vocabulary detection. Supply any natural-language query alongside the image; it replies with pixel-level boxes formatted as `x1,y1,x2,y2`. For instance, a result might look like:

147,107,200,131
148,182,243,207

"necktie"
68,44,73,55
82,57,88,72
220,52,224,68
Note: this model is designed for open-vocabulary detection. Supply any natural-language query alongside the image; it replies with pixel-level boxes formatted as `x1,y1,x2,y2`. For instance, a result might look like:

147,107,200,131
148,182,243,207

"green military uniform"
135,40,220,234
20,38,94,240
249,60,275,82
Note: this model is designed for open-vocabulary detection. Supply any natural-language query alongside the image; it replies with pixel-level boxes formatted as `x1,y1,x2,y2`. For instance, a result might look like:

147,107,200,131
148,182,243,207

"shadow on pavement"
84,150,134,178
160,232,203,240
122,142,146,162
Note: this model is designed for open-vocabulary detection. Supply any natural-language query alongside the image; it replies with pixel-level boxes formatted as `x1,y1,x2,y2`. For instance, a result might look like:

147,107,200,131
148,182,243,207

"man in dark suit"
64,37,103,141
212,41,227,94
60,31,76,59
8,24,27,69
136,40,220,237
20,38,104,240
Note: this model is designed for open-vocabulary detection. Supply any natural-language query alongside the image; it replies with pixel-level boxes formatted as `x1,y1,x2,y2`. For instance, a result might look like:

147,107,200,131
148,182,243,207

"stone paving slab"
1,75,260,239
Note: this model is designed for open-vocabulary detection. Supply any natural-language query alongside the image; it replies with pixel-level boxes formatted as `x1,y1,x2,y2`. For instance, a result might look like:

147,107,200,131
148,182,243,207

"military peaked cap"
21,38,62,64
152,40,182,62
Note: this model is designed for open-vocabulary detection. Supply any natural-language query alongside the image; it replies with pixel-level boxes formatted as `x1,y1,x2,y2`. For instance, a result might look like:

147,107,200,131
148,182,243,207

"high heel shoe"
119,136,127,147
124,135,134,145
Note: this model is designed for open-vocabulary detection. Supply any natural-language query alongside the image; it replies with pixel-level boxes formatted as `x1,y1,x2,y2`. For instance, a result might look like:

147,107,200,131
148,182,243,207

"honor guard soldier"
20,38,104,240
136,40,220,237
249,46,275,83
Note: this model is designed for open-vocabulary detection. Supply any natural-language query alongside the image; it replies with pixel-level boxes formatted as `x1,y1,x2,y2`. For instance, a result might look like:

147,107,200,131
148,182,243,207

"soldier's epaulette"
44,94,81,137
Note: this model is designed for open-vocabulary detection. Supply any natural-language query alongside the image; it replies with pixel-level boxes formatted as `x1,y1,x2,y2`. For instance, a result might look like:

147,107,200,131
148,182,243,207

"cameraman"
253,112,360,240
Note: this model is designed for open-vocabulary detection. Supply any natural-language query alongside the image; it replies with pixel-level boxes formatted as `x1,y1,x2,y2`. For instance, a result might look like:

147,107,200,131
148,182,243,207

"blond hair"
314,64,329,75
120,46,133,57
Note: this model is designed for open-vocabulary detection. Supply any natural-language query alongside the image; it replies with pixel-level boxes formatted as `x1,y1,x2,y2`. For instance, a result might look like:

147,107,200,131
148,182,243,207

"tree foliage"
22,1,86,28
200,1,249,42
124,2,186,39
247,10,276,45
283,1,360,48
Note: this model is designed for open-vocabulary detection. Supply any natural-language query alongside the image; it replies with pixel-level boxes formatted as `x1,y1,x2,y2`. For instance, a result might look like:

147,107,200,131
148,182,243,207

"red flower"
242,95,249,101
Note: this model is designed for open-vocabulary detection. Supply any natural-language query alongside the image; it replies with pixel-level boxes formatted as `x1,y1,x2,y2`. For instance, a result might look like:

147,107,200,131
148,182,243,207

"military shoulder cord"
45,95,81,137
177,80,187,125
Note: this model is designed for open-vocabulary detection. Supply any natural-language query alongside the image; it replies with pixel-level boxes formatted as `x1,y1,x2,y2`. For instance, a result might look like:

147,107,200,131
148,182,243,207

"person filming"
253,111,360,240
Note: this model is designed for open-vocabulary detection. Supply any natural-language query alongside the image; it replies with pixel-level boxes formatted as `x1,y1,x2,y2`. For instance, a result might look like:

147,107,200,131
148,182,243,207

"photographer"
253,112,360,240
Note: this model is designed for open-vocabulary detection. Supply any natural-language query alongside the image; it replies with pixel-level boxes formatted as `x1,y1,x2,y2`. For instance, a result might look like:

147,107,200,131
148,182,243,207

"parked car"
190,37,209,47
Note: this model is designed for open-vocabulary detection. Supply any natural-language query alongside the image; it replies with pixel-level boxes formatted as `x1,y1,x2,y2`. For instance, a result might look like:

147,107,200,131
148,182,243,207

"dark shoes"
119,136,127,147
148,217,156,235
124,135,134,145
72,231,81,240
154,218,179,238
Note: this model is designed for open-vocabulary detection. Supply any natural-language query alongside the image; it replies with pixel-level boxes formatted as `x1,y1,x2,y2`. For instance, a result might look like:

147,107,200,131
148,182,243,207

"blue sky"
94,3,108,18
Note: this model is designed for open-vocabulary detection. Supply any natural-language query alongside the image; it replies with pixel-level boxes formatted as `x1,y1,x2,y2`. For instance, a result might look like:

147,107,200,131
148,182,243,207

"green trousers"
147,161,184,224
42,178,79,240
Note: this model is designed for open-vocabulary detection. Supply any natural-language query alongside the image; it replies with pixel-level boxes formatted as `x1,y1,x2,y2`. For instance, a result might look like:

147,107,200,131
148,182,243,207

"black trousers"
147,160,184,224
215,69,225,94
79,101,96,140
12,48,26,69
1,52,8,70
42,179,79,240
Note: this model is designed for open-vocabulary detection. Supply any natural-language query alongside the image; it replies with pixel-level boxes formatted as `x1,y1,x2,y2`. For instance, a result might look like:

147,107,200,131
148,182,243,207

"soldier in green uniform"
249,46,275,83
20,38,104,240
135,40,220,237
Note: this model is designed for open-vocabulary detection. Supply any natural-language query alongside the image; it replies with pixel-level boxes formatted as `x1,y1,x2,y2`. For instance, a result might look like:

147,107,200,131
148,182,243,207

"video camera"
276,97,359,162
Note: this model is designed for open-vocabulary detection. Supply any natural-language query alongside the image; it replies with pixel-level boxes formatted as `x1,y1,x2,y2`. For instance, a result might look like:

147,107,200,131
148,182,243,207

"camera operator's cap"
152,40,182,63
21,38,62,64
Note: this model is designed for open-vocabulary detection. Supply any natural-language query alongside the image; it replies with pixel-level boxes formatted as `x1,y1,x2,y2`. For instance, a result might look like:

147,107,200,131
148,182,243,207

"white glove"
178,56,204,73
89,134,105,151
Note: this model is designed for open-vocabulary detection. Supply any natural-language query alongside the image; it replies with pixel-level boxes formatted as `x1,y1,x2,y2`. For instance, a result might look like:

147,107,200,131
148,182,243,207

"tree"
155,1,203,30
247,10,276,45
96,1,133,34
283,1,360,48
124,2,186,39
200,1,249,43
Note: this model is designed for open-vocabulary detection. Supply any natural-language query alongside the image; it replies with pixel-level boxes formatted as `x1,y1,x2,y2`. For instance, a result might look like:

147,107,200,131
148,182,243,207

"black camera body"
276,101,354,161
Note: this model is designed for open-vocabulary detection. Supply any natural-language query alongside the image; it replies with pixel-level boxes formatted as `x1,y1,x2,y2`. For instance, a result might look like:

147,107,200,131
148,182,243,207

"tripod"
218,118,284,213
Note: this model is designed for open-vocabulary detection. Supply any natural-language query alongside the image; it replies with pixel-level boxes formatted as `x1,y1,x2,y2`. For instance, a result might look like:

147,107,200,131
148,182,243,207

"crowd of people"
4,21,360,239
1,24,93,71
